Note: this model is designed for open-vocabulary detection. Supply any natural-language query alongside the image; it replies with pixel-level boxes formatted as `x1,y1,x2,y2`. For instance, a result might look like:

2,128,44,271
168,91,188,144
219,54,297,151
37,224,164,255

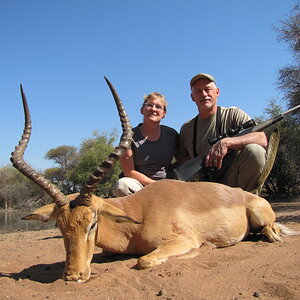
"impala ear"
21,203,58,222
99,201,141,224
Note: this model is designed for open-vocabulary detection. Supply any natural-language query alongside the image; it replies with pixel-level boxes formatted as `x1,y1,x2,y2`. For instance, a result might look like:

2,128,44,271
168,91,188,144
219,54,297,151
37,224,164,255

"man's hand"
204,131,267,170
205,138,229,169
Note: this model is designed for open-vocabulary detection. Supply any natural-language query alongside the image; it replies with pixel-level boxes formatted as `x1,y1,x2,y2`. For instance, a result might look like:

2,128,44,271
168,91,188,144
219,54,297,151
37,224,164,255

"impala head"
11,78,137,282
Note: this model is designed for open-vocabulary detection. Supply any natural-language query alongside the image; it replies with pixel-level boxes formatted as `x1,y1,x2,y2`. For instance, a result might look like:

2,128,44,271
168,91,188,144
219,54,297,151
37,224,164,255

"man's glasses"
144,102,164,112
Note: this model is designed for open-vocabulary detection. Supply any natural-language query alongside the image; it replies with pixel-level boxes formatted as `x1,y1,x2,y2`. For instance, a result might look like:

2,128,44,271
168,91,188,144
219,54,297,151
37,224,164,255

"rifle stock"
174,104,300,182
173,156,204,181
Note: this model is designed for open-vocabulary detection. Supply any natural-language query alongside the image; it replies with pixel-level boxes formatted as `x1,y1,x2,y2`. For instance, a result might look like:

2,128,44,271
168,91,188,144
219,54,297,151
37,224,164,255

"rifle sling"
192,115,198,157
192,106,221,158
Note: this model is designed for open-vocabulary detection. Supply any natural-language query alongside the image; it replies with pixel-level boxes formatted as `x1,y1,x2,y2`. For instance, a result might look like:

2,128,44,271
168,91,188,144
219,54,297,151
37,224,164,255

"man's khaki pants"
219,144,266,192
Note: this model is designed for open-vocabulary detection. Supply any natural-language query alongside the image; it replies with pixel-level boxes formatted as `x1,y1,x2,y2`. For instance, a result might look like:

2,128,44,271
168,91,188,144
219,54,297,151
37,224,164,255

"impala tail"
275,223,300,236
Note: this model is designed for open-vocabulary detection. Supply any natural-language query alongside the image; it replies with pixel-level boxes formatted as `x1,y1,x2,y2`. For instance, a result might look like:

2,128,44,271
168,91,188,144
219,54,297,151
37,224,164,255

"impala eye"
90,222,97,231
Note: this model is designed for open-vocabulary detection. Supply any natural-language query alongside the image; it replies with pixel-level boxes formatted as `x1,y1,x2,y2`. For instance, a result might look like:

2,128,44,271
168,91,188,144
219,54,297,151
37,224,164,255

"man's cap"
190,73,216,87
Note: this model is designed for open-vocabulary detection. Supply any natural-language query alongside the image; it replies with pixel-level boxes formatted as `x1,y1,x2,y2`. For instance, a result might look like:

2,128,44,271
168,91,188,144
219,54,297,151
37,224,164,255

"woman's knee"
114,178,131,197
114,177,143,197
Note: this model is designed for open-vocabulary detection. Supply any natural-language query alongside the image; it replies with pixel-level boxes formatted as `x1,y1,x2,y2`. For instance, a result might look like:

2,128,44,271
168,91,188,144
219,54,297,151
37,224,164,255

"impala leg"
248,198,282,242
260,224,281,242
137,236,200,269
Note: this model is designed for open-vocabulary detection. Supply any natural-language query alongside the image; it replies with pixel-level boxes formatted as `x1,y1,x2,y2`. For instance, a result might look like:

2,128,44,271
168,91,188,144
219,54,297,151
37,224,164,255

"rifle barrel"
235,104,300,136
282,104,300,116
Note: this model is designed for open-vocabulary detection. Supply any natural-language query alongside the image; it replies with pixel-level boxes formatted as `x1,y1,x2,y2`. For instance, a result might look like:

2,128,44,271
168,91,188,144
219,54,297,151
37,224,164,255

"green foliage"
45,145,77,167
276,4,300,121
263,98,283,117
269,120,300,195
69,129,121,197
43,129,122,197
0,166,51,210
44,145,78,194
44,167,64,184
258,99,300,196
265,4,300,196
0,129,123,210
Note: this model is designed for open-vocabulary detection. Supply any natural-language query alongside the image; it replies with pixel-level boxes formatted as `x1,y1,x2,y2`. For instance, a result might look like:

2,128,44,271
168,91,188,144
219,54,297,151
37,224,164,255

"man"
178,73,267,192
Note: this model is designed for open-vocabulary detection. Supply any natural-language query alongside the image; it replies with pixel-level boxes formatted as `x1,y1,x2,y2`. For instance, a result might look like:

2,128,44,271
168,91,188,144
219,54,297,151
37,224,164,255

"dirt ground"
0,200,299,300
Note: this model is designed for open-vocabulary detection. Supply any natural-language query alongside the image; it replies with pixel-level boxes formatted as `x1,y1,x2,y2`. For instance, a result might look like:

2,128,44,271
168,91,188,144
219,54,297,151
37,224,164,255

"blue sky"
0,0,297,170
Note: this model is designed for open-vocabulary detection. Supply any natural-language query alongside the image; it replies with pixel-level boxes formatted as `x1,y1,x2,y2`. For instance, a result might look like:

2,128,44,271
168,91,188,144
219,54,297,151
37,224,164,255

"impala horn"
74,76,133,206
11,84,68,207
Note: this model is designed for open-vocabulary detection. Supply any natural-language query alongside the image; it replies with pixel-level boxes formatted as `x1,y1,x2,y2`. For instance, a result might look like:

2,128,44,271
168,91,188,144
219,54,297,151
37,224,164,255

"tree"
0,129,122,210
45,145,77,169
69,130,121,197
276,5,300,121
0,166,51,210
260,99,300,196
44,145,78,194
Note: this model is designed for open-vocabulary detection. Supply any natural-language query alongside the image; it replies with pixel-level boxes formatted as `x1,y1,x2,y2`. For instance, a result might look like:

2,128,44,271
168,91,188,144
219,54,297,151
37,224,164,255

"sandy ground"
0,200,299,300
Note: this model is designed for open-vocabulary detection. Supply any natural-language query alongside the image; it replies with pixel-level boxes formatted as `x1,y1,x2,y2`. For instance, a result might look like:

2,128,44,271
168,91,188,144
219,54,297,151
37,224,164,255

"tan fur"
24,179,283,282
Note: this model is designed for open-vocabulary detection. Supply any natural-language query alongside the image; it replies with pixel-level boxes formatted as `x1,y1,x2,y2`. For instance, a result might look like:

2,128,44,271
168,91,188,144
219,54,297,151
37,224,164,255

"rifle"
173,104,300,182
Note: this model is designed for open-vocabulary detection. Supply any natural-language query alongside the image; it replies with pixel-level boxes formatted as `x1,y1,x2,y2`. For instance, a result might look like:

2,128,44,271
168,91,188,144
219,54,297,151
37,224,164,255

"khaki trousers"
217,144,266,192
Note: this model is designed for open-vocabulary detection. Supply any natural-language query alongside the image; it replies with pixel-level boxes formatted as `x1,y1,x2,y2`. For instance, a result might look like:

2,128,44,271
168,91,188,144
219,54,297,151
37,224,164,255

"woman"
114,92,179,196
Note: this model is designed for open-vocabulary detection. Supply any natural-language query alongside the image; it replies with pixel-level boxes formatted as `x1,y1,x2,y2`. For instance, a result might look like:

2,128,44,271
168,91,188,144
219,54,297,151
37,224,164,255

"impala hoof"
64,272,90,282
261,225,282,242
137,256,167,269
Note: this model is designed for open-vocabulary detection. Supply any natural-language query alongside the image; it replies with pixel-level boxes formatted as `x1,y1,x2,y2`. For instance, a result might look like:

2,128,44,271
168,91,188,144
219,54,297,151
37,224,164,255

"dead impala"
11,78,291,282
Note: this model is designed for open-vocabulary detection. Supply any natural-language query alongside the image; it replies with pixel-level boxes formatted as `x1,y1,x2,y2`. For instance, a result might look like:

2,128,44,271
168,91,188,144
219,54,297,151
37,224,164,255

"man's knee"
240,144,266,171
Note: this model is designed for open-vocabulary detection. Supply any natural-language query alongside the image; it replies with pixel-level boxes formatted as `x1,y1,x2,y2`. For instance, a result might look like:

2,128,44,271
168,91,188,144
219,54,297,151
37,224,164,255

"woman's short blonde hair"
142,92,168,111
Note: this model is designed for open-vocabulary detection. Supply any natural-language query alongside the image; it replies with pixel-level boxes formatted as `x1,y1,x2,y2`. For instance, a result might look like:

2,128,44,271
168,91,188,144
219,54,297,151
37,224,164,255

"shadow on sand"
0,253,138,283
0,261,65,283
